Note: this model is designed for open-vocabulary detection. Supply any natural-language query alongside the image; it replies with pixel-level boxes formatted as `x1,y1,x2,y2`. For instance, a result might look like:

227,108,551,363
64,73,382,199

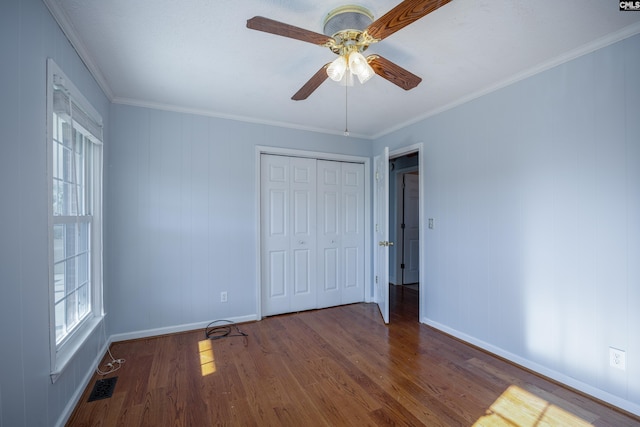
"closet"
260,154,365,316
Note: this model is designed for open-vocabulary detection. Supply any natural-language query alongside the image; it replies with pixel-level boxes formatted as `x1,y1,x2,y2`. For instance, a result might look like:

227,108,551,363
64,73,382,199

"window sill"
50,314,104,383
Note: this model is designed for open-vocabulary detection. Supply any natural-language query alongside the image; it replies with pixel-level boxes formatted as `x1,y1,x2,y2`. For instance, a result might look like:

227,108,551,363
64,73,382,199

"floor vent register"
87,377,118,402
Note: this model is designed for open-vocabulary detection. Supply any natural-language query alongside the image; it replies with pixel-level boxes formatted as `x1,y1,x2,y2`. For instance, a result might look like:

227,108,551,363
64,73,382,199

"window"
47,59,103,379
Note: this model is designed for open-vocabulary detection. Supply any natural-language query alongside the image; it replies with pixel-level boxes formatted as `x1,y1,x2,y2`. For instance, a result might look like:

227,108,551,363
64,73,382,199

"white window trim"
46,58,104,382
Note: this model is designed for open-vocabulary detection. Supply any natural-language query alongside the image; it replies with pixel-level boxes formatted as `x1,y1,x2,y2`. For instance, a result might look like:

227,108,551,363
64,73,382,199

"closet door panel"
344,247,359,289
269,190,287,236
289,157,317,311
317,160,342,308
322,247,339,291
341,162,365,304
261,155,291,315
268,251,287,298
293,249,311,293
323,192,339,235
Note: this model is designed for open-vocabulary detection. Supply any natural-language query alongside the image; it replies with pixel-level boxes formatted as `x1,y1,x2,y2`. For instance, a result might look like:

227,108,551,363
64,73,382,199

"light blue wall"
106,105,372,335
0,0,111,426
375,34,640,413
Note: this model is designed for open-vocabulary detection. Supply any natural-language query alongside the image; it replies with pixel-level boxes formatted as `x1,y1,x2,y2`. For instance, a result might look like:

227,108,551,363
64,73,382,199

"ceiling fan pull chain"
344,82,349,137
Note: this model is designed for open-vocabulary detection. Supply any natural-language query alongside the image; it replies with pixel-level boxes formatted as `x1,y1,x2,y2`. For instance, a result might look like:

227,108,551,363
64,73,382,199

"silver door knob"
378,241,394,247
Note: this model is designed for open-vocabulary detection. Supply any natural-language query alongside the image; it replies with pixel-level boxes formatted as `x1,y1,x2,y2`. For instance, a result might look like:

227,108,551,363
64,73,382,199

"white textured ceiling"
45,0,640,139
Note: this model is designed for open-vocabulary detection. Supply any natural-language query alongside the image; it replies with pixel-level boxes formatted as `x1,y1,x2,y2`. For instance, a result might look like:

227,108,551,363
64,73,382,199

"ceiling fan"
247,0,452,100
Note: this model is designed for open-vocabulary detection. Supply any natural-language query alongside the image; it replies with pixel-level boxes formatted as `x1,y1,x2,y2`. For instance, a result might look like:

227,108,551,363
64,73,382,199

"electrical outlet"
609,347,626,370
428,218,434,229
220,291,228,303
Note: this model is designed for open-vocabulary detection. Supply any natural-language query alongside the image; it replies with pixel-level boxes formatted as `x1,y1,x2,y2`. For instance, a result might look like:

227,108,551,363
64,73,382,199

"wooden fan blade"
365,0,452,41
292,64,330,101
368,55,422,90
247,16,332,46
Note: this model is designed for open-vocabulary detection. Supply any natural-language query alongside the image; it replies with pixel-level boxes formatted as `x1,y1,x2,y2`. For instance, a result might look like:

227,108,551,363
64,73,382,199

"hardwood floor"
67,286,640,426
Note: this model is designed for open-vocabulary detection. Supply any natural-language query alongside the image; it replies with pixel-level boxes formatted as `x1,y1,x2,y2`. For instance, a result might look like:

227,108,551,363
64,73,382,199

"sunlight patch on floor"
473,385,592,426
198,339,216,376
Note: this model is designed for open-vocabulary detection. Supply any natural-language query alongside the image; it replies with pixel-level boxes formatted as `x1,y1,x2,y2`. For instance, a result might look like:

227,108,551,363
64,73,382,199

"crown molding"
112,96,373,140
372,21,640,140
42,0,114,101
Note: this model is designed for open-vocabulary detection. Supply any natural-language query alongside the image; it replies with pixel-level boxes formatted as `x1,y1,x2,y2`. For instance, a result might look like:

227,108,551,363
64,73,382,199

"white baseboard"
421,317,640,417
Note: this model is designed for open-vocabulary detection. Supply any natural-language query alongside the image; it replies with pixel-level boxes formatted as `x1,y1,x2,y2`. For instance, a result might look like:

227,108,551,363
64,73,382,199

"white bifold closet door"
316,160,365,308
261,155,317,316
261,155,365,317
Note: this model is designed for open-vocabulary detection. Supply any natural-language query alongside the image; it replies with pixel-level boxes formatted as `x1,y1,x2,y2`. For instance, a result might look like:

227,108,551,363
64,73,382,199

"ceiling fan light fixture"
348,52,366,74
327,55,347,81
348,51,375,84
356,62,374,84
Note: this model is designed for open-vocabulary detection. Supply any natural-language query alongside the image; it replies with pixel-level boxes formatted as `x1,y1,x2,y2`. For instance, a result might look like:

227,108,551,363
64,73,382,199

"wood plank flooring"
67,286,640,426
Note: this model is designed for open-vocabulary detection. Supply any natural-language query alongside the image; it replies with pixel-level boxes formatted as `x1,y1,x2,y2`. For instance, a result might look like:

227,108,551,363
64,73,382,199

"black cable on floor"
204,319,248,340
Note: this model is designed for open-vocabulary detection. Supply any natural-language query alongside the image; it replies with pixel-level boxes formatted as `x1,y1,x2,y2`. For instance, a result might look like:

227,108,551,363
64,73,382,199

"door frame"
255,146,371,320
388,143,426,320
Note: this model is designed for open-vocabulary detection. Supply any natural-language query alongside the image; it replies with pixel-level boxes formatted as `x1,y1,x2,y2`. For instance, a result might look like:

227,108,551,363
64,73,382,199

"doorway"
389,148,423,321
372,143,425,324
390,154,420,287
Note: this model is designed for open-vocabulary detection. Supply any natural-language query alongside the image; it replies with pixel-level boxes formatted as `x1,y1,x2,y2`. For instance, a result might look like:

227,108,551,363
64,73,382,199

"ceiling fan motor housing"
323,5,374,55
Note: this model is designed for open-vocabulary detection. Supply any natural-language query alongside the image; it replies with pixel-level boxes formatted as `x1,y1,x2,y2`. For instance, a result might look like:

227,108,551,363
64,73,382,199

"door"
317,161,365,308
402,173,420,284
261,155,317,316
339,162,366,305
317,160,341,308
261,154,365,317
373,147,390,323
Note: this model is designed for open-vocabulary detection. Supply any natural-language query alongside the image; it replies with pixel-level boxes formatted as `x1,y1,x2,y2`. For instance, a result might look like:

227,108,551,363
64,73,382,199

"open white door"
373,147,390,323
